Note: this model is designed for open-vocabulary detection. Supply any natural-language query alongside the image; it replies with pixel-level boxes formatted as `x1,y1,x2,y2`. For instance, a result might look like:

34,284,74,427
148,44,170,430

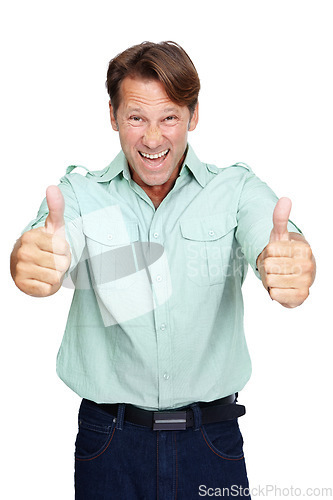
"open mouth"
139,149,169,162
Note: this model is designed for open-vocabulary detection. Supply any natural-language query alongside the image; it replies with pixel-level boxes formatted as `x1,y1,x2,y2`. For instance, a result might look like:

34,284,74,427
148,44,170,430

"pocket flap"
83,218,139,246
180,213,237,241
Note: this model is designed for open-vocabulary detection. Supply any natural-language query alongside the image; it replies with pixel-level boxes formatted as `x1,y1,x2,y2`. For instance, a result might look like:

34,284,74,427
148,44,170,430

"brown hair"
106,41,200,118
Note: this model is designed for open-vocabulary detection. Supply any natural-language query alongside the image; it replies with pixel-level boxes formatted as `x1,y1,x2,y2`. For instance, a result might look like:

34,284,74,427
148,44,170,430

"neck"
130,151,186,209
134,176,178,209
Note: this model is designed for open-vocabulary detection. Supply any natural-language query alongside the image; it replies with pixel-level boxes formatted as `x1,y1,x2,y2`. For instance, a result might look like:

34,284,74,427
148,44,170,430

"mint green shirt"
22,145,300,410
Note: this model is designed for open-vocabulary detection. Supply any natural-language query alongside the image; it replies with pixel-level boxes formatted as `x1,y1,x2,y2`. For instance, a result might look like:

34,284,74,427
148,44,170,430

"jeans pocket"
75,404,116,461
200,419,245,460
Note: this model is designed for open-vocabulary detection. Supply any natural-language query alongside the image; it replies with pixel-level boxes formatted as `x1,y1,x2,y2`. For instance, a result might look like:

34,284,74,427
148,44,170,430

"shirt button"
153,232,159,238
156,275,162,282
108,234,113,240
163,373,170,380
208,230,215,237
160,323,166,331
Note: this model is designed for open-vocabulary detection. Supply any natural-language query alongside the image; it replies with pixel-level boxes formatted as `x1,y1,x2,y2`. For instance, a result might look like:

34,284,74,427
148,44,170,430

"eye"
164,116,176,121
130,116,142,122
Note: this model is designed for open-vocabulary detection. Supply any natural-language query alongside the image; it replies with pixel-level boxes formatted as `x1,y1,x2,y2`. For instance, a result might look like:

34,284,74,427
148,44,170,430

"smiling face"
109,76,198,201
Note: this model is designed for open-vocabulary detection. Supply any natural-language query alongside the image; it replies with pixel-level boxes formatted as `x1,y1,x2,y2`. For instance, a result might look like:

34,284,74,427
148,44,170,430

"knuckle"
265,243,274,255
294,242,312,259
16,246,31,262
55,272,62,285
263,260,269,274
302,242,312,257
54,261,64,273
34,282,53,297
21,228,40,243
60,242,69,255
265,275,274,287
51,235,69,254
62,239,70,254
14,277,24,290
268,287,278,301
19,280,40,296
34,280,54,297
53,255,67,273
15,261,26,276
21,231,33,243
27,280,39,294
43,282,57,296
302,259,314,273
59,258,70,273
50,270,62,286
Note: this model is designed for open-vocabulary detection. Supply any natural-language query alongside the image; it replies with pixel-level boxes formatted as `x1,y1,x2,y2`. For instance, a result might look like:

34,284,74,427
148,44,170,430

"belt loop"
115,403,126,430
190,403,202,431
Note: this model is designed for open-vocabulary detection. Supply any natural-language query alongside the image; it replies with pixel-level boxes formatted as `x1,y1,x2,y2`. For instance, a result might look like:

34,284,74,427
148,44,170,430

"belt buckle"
153,411,187,431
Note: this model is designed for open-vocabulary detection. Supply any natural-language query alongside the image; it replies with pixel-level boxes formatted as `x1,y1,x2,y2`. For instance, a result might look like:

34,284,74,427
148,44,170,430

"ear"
109,101,119,131
188,102,199,132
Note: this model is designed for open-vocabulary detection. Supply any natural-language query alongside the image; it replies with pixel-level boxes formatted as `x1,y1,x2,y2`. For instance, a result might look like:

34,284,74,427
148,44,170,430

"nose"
142,124,163,150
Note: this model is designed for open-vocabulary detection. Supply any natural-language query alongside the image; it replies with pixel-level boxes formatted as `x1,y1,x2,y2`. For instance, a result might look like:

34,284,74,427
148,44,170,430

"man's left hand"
256,198,316,308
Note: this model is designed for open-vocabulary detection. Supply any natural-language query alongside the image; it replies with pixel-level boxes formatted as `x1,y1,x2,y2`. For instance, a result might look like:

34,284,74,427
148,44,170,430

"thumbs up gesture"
257,198,315,308
269,197,292,242
11,186,71,297
44,185,67,236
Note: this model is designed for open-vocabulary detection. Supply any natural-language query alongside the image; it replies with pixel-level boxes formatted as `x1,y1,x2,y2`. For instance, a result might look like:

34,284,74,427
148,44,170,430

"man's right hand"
10,186,71,297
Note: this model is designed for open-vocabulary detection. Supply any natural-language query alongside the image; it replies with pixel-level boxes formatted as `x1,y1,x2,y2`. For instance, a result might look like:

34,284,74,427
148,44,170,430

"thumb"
44,185,65,235
270,197,292,242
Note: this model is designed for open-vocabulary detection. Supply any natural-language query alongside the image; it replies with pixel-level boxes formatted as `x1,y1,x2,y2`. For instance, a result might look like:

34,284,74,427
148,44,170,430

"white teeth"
140,149,169,159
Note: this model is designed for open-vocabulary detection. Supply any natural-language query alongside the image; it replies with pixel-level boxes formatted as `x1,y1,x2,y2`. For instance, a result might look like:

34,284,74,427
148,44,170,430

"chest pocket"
180,213,237,286
83,217,140,290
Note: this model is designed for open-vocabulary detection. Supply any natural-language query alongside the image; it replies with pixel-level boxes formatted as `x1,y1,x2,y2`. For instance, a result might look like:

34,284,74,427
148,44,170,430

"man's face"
109,76,198,189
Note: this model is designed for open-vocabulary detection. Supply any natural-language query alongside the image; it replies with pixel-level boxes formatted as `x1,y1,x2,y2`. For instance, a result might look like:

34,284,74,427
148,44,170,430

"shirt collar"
88,150,128,182
91,143,207,187
181,144,206,187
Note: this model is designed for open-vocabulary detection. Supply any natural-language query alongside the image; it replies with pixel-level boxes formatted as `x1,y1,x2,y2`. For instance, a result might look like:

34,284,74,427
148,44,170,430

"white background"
1,0,332,498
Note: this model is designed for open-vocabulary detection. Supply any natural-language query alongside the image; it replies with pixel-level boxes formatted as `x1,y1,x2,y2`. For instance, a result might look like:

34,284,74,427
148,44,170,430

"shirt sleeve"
235,170,302,279
21,175,85,277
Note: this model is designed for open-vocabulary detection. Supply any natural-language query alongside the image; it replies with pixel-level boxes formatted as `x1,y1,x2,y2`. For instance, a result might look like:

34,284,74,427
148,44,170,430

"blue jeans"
74,399,250,499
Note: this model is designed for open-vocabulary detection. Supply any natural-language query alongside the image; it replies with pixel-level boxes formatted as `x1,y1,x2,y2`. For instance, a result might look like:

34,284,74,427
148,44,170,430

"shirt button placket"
154,294,172,406
151,221,172,407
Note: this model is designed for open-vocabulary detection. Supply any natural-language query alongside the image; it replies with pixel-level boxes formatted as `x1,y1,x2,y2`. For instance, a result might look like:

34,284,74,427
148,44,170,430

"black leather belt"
91,393,245,431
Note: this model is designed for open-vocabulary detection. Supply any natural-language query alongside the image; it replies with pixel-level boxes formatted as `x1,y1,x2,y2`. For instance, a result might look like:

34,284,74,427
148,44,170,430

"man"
10,41,315,499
